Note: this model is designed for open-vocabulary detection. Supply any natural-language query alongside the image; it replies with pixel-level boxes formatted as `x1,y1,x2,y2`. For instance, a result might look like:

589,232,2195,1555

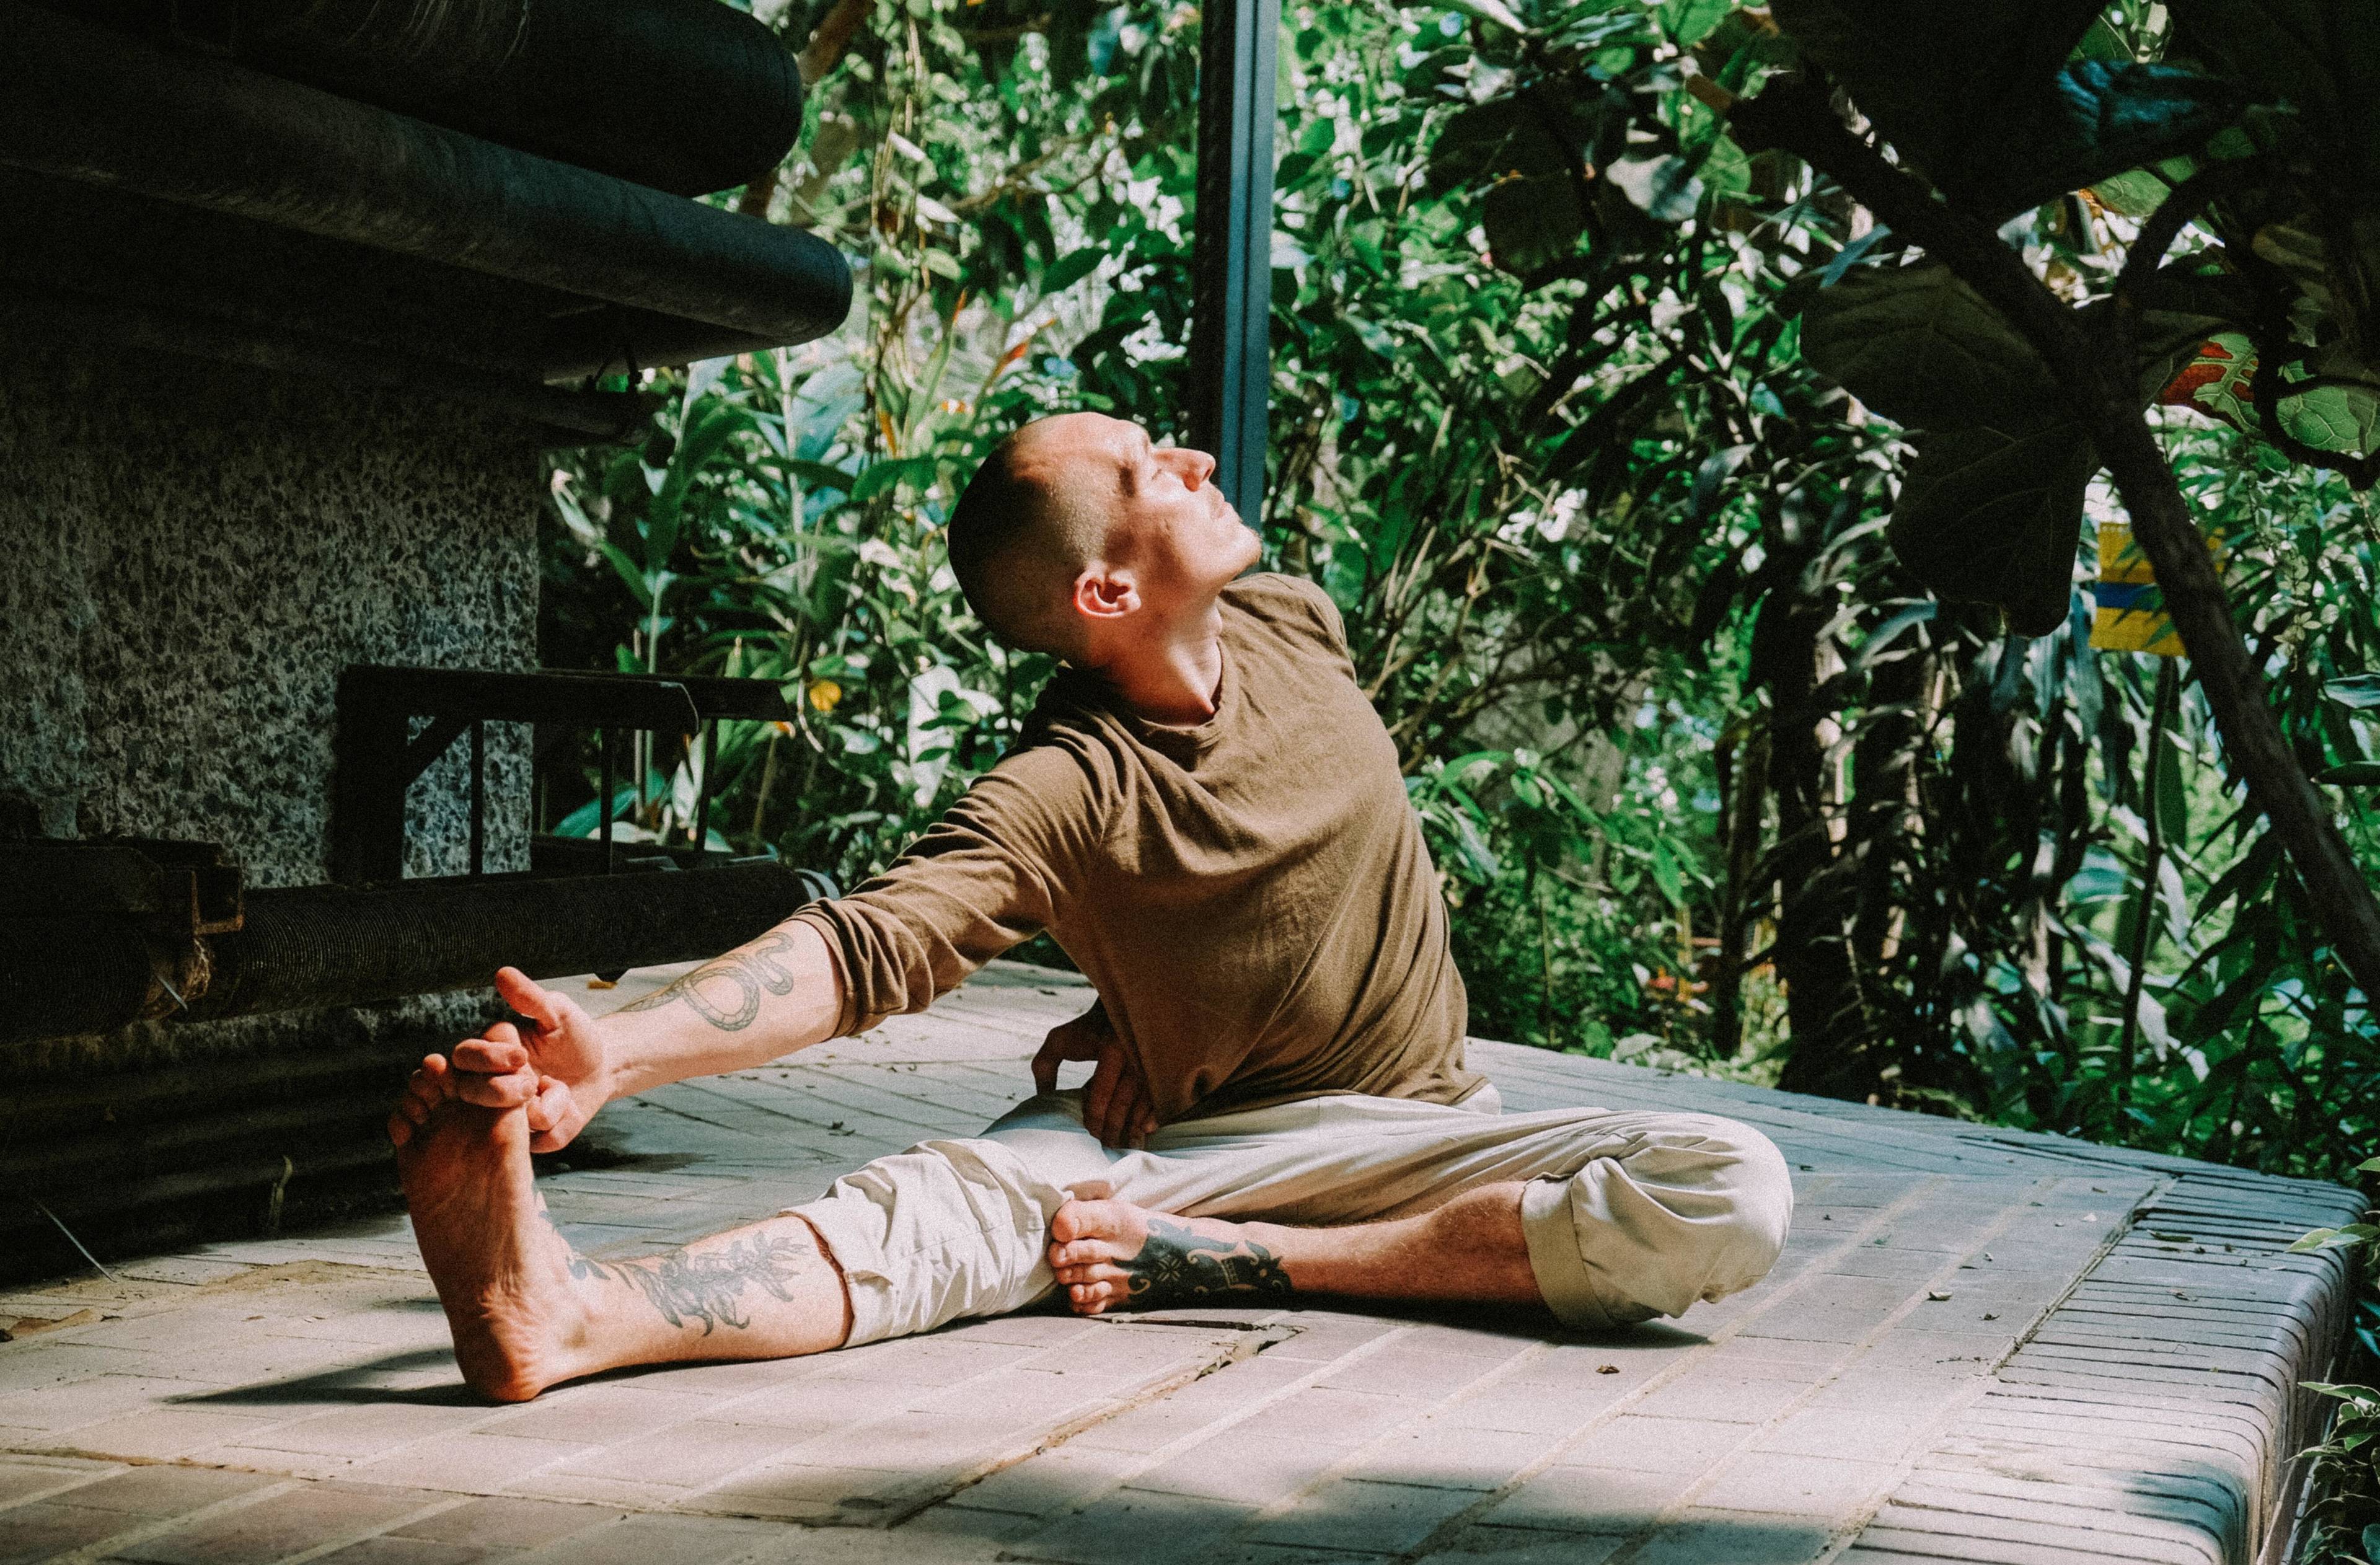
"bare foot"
396,1092,594,1401
1047,1192,1296,1316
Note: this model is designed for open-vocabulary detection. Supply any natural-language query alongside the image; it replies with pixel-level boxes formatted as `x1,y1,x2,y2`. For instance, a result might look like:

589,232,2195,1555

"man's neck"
1088,599,1227,726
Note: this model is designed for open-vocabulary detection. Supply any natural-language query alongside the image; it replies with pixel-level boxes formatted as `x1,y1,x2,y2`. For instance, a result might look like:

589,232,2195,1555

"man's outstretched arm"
390,918,846,1153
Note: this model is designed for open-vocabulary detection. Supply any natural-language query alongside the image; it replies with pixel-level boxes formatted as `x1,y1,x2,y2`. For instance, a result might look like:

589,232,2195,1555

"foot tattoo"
1119,1217,1294,1305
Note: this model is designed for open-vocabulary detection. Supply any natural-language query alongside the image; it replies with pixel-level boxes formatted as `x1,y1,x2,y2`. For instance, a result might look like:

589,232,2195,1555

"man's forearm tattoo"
1118,1219,1294,1305
616,930,803,1031
563,1230,813,1334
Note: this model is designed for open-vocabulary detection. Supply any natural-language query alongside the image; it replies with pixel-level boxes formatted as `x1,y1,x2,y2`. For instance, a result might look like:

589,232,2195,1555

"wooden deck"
0,961,2360,1565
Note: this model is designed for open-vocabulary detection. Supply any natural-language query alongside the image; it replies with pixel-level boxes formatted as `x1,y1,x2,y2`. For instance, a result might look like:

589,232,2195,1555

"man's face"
1025,413,1261,607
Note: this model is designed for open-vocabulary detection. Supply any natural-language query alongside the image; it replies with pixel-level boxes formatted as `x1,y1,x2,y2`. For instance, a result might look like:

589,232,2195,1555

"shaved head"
946,415,1117,658
946,413,1253,672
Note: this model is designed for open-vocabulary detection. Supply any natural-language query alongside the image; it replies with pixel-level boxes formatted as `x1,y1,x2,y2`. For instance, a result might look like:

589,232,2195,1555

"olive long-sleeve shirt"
792,572,1481,1122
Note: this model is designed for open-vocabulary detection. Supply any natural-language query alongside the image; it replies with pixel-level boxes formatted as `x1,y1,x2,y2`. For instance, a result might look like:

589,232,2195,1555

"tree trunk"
1761,557,1867,1096
1730,81,2380,1007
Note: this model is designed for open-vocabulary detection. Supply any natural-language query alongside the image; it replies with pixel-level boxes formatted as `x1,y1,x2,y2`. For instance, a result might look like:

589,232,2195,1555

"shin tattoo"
561,1224,816,1334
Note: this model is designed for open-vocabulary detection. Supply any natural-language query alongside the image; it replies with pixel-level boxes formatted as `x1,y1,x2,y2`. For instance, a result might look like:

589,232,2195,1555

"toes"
407,1057,458,1106
1054,1262,1128,1287
1051,1183,1117,1246
1049,1237,1118,1269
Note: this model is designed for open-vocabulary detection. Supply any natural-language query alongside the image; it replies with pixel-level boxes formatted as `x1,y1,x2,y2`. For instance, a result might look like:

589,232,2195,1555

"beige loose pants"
789,1085,1793,1348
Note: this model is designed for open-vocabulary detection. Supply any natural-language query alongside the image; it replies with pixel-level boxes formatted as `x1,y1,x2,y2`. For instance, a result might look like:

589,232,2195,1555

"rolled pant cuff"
1520,1175,1645,1331
785,1195,905,1349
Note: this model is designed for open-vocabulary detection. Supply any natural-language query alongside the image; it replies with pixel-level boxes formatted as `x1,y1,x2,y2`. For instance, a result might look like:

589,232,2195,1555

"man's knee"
785,1135,1070,1347
1659,1112,1794,1299
1523,1111,1794,1329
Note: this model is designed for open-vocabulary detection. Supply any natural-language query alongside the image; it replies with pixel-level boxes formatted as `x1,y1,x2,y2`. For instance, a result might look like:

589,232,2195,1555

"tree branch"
1729,77,2380,1005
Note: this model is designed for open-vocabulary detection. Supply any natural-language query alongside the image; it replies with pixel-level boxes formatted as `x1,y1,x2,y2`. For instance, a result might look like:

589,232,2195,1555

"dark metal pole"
468,720,486,877
598,729,615,873
1188,0,1279,531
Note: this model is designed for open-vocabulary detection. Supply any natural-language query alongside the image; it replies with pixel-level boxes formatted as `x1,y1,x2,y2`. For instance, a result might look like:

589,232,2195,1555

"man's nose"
1176,447,1217,488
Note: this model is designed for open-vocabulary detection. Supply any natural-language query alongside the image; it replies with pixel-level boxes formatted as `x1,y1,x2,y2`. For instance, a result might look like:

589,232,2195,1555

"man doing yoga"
388,412,1793,1402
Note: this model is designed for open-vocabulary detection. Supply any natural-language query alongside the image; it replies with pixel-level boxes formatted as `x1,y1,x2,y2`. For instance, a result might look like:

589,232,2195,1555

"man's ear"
1071,566,1140,622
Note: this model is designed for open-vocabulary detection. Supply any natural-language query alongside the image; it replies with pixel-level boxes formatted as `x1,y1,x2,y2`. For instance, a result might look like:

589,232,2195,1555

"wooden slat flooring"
0,960,2356,1564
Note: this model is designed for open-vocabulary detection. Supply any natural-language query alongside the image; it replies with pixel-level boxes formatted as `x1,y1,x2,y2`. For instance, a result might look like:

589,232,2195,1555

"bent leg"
1081,1096,1794,1329
400,1089,848,1402
1049,1180,1540,1315
1514,1111,1793,1328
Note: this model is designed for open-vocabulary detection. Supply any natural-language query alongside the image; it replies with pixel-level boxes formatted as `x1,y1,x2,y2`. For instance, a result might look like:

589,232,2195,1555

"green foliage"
520,2,2380,1545
1887,420,2100,637
1773,0,2380,635
535,0,2378,1191
1798,262,2058,430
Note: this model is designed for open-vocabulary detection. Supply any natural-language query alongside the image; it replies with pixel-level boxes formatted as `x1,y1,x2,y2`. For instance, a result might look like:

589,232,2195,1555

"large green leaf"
1773,2,2237,219
1483,173,1589,277
2089,167,2177,216
1427,93,1589,198
1887,419,2099,635
2281,381,2380,454
1770,0,2107,183
2169,0,2380,177
1800,262,2058,429
1659,0,1733,46
1606,154,1703,224
2327,674,2380,710
1955,63,2245,220
2112,264,2261,403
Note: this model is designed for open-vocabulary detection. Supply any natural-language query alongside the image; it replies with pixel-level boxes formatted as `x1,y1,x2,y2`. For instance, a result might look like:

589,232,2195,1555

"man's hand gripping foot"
1047,1183,1296,1315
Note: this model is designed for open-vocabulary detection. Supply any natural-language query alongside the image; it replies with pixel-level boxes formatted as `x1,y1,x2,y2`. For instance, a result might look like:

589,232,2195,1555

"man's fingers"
403,1057,454,1111
454,1066,536,1109
1031,1034,1069,1096
1033,1014,1109,1095
1117,1075,1153,1150
1082,1052,1124,1142
495,966,565,1031
527,1075,571,1135
452,1036,529,1075
1106,1059,1152,1148
1096,1073,1132,1148
1093,1064,1145,1149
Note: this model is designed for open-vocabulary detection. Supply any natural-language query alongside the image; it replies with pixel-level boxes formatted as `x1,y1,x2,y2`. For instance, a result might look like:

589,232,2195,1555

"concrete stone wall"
0,321,542,1072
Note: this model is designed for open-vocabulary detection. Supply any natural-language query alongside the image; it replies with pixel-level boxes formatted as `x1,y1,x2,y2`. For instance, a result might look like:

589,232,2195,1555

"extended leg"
399,1070,849,1401
1046,1180,1541,1315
